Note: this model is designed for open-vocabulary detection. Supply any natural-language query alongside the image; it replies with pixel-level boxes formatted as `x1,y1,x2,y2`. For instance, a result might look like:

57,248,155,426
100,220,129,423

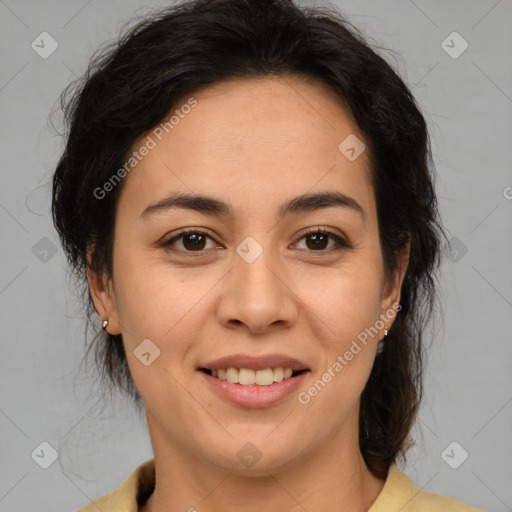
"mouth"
199,367,307,386
197,354,310,408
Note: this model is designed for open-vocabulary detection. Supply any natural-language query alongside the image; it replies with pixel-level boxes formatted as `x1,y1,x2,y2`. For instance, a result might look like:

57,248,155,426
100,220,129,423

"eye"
294,227,352,253
162,229,220,253
161,227,352,255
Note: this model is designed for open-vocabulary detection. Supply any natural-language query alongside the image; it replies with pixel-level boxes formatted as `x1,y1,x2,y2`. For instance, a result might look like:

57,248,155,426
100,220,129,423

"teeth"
226,367,239,384
239,368,255,385
273,367,284,382
212,367,298,386
256,368,274,386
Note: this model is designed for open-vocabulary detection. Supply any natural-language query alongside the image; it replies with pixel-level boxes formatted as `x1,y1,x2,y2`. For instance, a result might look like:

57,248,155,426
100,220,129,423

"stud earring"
384,328,388,337
102,318,109,331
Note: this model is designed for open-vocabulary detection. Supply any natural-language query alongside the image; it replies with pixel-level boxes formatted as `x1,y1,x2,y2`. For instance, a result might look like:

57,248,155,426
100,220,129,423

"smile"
198,353,310,407
200,367,305,386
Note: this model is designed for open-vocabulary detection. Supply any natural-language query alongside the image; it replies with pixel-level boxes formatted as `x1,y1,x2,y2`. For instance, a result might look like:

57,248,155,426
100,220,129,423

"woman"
51,0,480,510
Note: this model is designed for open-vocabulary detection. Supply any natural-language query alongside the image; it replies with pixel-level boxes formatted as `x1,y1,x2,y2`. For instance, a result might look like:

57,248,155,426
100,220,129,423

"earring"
384,328,388,337
102,318,109,331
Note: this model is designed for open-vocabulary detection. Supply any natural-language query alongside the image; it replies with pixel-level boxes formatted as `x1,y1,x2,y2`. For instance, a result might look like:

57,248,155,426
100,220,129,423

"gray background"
0,0,511,511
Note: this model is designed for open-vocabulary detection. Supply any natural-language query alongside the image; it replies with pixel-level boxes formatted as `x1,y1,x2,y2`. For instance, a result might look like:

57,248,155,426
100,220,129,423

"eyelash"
161,227,353,256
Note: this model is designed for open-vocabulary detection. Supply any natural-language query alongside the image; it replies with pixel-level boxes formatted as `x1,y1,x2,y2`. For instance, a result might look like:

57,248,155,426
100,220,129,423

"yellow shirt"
76,458,480,511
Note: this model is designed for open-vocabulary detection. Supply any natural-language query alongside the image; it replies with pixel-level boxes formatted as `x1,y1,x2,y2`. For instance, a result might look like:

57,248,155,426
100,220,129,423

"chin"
195,431,309,476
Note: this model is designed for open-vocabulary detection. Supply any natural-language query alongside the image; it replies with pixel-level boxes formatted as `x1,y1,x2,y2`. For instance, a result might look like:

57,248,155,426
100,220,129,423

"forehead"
118,75,375,223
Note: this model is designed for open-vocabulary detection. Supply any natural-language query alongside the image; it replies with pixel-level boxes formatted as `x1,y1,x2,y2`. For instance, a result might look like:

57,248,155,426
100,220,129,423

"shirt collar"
81,459,464,512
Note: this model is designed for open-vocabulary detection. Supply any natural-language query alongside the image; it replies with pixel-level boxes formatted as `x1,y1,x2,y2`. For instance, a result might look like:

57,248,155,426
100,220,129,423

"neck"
140,417,385,512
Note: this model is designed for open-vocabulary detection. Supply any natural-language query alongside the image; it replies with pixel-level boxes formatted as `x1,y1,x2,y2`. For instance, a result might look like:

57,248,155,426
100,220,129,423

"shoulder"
75,458,155,512
369,464,481,512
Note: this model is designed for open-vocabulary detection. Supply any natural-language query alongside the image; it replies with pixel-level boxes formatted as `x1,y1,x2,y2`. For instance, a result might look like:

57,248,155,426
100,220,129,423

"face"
88,75,408,475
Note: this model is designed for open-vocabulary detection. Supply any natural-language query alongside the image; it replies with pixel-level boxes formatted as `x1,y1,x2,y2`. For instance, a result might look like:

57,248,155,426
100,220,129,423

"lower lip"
200,371,309,408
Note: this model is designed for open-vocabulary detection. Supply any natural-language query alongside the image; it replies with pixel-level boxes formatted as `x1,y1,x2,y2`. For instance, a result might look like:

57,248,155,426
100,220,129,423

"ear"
379,239,410,337
86,245,122,335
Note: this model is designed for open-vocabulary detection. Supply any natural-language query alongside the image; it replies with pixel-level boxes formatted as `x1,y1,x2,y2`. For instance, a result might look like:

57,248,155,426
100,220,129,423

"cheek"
294,257,383,402
298,270,382,421
299,262,383,342
111,247,225,390
111,244,197,335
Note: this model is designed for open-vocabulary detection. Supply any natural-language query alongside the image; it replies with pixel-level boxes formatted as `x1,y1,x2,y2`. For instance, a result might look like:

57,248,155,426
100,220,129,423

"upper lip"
200,353,309,371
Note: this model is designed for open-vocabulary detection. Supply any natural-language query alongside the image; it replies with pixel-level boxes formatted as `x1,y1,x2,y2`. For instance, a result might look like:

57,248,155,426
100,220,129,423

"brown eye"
181,232,207,251
305,231,330,250
163,230,216,253
295,228,352,252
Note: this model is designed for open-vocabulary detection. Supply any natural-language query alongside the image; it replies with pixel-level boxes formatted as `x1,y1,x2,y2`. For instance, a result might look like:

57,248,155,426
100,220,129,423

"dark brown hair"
51,0,445,479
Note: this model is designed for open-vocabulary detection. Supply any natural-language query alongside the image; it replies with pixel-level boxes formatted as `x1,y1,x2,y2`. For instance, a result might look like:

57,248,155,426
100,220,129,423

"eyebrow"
140,190,365,222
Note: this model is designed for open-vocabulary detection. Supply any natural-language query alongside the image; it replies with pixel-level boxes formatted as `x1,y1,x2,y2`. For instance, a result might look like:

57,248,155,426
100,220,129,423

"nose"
216,246,299,335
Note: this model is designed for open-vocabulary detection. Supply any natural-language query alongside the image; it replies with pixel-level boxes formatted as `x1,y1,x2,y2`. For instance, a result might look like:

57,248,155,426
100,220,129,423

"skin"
88,75,409,512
